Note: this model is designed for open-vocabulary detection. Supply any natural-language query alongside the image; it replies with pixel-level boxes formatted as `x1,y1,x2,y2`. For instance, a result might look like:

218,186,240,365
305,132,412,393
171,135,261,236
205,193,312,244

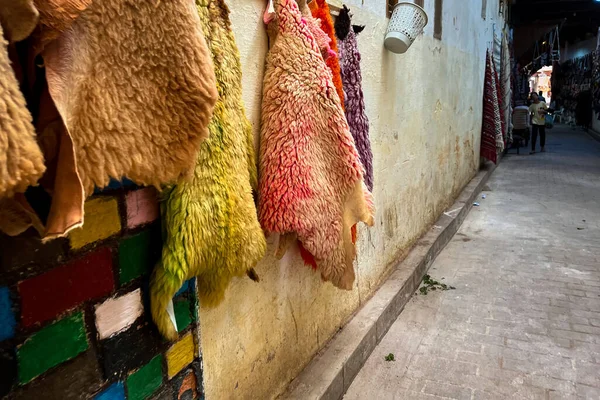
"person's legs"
531,125,539,153
540,125,546,151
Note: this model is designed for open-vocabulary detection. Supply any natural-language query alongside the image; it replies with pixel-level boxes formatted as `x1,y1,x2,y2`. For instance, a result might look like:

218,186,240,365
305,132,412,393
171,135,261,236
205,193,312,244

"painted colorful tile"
95,382,125,400
125,188,159,229
166,333,195,379
95,289,143,340
126,355,163,400
173,369,198,400
94,178,136,194
192,360,204,400
118,228,161,285
0,287,16,341
11,350,102,400
0,230,65,279
17,312,88,383
100,322,163,379
173,298,192,333
69,197,121,250
175,279,194,297
18,247,114,327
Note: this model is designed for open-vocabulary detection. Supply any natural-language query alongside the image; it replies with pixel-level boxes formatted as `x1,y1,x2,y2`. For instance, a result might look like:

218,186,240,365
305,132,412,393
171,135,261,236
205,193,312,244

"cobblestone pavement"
345,127,600,400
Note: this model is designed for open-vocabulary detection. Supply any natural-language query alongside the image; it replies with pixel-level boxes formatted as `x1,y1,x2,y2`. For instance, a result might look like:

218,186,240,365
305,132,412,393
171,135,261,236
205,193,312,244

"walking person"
538,91,546,103
528,92,548,154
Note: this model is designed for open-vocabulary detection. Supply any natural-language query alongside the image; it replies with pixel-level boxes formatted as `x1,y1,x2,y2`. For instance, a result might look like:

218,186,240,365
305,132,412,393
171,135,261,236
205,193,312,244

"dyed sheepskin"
335,6,373,192
32,0,93,54
259,0,374,290
308,0,344,108
42,0,218,194
151,0,266,340
0,23,45,199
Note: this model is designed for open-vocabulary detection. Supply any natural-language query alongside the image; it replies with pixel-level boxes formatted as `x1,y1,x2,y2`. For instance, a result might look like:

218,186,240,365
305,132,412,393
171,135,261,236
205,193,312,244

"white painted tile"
94,289,143,339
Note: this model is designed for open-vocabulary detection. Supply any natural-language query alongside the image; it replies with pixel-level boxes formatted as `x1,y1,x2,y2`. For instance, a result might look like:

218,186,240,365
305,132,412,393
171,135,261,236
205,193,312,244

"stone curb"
587,129,600,144
281,161,497,400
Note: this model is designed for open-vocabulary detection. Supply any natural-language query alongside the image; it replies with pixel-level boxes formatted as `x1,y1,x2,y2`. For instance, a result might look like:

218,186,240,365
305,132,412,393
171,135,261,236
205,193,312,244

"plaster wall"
199,0,505,398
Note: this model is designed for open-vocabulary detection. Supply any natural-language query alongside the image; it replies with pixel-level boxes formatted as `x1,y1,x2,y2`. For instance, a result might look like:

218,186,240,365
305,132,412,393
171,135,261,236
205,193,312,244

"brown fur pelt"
32,0,93,54
0,25,46,199
43,0,218,194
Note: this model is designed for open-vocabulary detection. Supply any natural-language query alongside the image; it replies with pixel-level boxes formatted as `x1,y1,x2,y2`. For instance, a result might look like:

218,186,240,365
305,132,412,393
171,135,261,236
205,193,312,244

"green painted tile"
17,312,88,383
174,298,192,332
126,355,163,400
118,229,160,285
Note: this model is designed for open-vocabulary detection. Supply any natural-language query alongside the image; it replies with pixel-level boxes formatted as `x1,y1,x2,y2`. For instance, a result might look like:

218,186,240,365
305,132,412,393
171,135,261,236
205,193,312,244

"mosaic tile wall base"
0,184,204,400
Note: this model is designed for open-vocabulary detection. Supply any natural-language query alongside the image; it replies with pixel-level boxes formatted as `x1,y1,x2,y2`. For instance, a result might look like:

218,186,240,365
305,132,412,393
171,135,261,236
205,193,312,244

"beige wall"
199,0,505,398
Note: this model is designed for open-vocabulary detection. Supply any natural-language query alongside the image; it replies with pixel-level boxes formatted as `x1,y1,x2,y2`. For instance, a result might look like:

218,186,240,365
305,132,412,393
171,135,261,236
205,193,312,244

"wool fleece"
259,0,374,290
43,0,218,194
32,0,93,54
308,0,344,108
151,0,266,340
335,7,374,192
0,23,45,199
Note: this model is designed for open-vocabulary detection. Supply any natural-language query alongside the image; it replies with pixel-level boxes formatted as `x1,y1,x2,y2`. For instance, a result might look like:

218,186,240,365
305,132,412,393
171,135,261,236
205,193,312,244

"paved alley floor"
345,127,600,400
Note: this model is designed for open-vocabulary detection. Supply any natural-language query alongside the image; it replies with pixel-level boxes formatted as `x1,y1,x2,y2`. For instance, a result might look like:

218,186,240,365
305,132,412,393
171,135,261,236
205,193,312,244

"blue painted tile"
175,279,193,297
94,178,137,194
95,382,125,400
0,287,16,341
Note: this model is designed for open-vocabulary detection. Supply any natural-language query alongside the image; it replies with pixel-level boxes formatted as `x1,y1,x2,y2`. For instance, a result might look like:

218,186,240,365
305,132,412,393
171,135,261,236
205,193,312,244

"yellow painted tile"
70,197,121,249
166,332,195,379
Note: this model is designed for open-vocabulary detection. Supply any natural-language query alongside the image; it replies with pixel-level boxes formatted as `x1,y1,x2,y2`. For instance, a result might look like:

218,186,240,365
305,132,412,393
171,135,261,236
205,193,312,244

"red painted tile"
18,248,115,327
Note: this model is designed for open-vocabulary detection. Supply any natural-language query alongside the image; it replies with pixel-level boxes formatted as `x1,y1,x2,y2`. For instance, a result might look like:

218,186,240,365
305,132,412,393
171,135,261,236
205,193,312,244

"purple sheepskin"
335,5,373,192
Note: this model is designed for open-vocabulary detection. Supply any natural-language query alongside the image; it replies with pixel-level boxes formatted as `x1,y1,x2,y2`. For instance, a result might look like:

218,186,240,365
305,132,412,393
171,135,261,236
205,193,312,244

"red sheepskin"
309,0,344,109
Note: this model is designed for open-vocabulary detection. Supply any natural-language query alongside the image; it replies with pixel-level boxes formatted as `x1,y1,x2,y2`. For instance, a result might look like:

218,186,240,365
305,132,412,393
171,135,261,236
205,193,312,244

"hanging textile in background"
259,0,374,290
151,0,266,341
493,58,505,152
480,51,504,164
43,0,217,195
501,32,512,144
309,0,345,108
554,53,594,117
593,50,600,117
335,6,374,192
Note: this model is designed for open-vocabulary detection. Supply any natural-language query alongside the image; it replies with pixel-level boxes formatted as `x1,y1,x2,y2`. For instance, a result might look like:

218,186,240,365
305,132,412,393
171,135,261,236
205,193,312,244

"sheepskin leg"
0,0,39,43
0,195,44,236
44,126,84,239
0,25,46,200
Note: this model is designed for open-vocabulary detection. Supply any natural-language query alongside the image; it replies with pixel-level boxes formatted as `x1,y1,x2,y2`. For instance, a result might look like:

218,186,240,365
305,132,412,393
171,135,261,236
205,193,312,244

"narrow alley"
345,127,600,400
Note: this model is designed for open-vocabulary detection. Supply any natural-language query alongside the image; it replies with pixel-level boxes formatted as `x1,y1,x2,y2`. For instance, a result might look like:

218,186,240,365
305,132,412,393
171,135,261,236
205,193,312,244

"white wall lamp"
384,2,428,54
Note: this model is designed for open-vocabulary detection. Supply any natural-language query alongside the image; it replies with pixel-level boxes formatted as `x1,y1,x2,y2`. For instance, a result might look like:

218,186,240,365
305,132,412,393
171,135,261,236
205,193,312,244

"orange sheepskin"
309,0,344,108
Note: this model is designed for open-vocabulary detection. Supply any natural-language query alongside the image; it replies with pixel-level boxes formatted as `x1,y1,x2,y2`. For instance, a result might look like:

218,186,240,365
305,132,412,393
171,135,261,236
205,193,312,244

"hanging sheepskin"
335,6,374,192
151,0,266,340
259,0,374,290
42,0,218,194
0,3,46,200
308,0,345,108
